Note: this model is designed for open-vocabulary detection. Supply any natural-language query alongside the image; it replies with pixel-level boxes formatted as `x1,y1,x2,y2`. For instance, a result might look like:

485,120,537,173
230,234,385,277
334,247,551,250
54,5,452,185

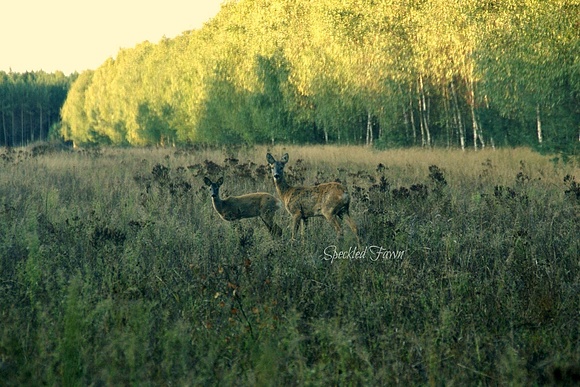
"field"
0,144,579,385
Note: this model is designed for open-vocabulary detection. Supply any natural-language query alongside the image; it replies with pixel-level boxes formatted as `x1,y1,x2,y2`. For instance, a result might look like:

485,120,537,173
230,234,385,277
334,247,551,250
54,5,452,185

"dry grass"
0,144,578,385
264,145,575,185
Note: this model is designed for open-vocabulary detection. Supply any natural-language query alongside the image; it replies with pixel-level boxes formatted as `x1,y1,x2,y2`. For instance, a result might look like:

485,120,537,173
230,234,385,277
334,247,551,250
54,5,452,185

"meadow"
0,143,578,385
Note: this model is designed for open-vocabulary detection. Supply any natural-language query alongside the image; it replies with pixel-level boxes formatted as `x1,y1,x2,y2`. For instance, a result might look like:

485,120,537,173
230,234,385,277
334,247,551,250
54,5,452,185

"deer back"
281,182,350,217
219,192,281,220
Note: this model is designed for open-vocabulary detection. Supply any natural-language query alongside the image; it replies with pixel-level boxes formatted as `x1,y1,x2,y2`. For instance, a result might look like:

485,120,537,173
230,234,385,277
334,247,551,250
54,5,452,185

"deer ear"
203,177,212,186
281,153,289,163
217,176,224,186
266,153,276,164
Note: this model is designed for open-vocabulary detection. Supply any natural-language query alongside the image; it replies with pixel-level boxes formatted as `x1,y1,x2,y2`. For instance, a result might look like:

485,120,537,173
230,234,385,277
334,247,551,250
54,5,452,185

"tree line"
0,71,75,146
53,1,580,152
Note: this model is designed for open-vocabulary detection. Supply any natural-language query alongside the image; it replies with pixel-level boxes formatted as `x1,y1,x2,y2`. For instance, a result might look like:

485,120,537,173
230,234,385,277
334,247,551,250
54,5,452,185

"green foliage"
0,71,75,146
60,275,86,386
58,0,580,152
0,145,578,384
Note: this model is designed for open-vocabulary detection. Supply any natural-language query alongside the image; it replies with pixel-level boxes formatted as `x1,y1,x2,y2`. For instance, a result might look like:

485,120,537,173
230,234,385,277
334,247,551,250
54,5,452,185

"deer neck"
274,175,292,198
211,195,225,214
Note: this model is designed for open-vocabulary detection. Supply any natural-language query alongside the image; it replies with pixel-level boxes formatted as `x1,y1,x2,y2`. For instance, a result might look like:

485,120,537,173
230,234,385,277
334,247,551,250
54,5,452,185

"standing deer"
266,153,360,244
203,176,283,236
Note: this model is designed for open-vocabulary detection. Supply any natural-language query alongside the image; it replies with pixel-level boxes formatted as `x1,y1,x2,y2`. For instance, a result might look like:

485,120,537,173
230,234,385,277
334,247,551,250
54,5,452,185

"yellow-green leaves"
60,0,580,150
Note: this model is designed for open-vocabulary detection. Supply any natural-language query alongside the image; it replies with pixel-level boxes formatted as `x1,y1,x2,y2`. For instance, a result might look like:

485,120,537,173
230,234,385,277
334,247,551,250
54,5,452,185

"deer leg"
291,213,302,241
343,213,361,246
271,220,283,237
260,215,274,234
323,212,343,237
261,213,282,237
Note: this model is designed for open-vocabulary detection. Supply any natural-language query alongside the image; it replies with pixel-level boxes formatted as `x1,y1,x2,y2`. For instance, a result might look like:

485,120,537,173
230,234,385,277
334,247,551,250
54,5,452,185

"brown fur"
203,177,282,236
266,153,360,243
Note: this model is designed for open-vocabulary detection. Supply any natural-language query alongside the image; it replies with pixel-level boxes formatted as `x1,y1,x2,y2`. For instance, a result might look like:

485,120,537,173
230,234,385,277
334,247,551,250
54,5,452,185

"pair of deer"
204,153,360,244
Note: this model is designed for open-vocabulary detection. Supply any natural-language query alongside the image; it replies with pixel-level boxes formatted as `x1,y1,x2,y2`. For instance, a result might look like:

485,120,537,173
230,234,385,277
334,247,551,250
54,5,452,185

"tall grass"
0,144,578,385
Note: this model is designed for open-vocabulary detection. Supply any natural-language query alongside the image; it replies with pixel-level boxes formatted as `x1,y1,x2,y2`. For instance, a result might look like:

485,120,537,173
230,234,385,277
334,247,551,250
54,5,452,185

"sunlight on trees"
54,0,579,153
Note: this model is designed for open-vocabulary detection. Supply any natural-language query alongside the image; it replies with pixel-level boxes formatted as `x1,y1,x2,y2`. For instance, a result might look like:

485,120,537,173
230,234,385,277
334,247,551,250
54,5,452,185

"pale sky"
0,0,224,75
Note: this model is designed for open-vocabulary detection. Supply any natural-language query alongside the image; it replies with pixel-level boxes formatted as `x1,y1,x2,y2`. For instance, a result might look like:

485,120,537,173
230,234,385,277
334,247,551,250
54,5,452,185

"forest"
2,0,580,154
58,0,580,153
0,71,75,146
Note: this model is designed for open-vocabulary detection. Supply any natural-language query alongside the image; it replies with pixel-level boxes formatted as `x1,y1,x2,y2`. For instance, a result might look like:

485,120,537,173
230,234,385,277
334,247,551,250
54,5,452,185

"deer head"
204,176,223,198
266,152,288,183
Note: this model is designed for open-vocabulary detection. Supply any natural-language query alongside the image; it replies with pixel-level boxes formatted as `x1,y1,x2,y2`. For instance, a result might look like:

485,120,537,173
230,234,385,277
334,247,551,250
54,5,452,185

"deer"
203,176,283,237
266,153,360,244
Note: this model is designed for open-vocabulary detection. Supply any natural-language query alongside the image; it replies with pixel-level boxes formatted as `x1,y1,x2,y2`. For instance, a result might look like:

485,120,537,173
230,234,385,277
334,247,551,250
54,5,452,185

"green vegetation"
0,71,76,146
58,0,580,153
0,145,578,385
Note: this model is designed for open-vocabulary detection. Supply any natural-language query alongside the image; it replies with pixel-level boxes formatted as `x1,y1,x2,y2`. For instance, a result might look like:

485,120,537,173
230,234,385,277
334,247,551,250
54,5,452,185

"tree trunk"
400,84,410,143
471,104,479,150
536,104,543,144
418,81,425,146
443,88,451,148
39,105,44,142
469,79,485,150
378,108,383,141
21,107,25,146
11,111,15,147
419,110,426,146
418,76,431,147
1,110,7,146
471,106,486,150
403,97,410,142
47,110,52,142
409,87,417,145
365,110,373,146
29,112,34,144
450,81,465,151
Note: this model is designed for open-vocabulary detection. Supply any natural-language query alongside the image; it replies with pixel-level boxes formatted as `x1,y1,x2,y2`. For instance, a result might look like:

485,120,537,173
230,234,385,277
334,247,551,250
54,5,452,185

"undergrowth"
0,145,578,385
